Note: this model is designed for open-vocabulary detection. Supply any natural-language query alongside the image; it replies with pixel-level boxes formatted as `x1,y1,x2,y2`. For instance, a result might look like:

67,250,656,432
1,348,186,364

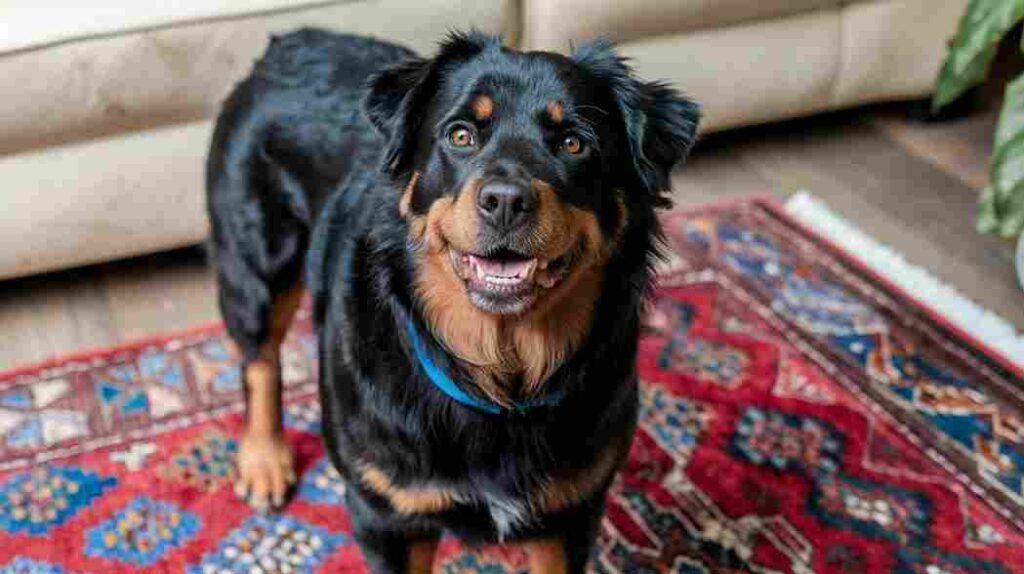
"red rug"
1,198,1022,573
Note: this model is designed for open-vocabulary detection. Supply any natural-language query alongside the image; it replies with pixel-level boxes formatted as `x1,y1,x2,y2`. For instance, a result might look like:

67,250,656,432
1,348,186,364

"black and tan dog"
206,29,698,573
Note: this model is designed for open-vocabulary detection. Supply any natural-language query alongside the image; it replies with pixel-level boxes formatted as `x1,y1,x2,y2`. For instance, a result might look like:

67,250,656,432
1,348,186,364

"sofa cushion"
0,0,516,156
617,0,965,133
833,0,967,106
523,0,838,51
0,0,351,54
619,10,840,133
0,121,213,280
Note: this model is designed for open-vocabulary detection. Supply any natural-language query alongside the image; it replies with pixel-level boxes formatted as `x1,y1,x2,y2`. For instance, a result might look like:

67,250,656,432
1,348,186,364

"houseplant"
934,0,1024,286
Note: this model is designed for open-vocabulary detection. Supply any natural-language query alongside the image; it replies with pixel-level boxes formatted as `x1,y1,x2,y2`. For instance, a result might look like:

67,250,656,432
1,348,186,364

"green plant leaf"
933,0,1024,111
977,185,1001,233
984,72,1024,237
991,136,1024,198
997,184,1024,236
994,70,1024,149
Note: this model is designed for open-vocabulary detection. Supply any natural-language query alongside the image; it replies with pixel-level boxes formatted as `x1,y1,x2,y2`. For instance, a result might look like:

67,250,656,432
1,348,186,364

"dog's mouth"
447,244,579,314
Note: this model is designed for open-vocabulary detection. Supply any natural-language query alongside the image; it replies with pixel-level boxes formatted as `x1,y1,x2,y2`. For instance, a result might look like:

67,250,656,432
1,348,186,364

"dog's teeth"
522,260,538,281
539,260,549,270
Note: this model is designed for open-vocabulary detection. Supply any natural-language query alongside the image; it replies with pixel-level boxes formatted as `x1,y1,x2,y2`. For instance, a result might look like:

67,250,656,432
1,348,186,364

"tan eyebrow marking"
472,95,494,121
546,101,564,124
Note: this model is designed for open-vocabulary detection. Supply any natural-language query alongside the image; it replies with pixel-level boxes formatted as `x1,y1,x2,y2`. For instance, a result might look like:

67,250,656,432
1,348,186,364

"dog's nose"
476,182,536,229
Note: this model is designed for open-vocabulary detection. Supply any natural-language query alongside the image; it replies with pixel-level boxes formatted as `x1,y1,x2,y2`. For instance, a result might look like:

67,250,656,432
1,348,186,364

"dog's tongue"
469,254,537,280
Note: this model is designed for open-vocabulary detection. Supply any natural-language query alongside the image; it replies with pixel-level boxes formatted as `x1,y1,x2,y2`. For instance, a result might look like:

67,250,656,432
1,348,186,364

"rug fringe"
784,191,1024,371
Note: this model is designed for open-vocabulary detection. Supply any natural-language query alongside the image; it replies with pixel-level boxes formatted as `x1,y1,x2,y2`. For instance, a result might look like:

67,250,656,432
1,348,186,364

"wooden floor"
1,100,1020,371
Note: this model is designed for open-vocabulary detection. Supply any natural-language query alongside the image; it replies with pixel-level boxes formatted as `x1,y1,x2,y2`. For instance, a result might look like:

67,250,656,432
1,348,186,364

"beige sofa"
0,0,967,280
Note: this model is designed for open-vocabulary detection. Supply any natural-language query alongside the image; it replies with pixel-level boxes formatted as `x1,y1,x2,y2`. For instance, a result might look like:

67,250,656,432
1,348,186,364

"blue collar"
403,317,563,415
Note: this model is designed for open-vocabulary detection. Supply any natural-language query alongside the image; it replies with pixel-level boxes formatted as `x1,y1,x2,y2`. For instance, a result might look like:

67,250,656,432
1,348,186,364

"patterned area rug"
1,198,1023,573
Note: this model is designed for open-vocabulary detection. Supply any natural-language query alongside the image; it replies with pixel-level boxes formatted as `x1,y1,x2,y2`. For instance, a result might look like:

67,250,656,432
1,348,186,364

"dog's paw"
235,433,296,513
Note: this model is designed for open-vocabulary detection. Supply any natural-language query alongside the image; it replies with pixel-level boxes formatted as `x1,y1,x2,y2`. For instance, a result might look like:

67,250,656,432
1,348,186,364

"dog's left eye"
448,126,476,148
560,135,584,155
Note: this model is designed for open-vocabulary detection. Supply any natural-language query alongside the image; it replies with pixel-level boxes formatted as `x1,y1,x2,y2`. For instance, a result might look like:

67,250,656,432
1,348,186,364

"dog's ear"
572,42,700,208
364,31,499,178
363,56,433,178
364,57,429,142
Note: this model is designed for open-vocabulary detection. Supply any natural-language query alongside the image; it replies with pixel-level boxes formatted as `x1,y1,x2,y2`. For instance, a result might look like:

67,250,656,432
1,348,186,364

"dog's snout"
476,182,536,229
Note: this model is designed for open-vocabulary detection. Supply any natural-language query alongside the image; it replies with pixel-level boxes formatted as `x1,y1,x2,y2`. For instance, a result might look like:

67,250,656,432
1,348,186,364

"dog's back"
208,29,412,228
206,29,411,357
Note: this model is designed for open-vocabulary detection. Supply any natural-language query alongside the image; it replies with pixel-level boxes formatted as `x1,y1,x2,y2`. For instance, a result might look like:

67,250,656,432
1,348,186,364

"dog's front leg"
352,526,439,574
519,498,606,574
234,285,304,511
235,354,294,511
524,539,569,574
344,487,441,574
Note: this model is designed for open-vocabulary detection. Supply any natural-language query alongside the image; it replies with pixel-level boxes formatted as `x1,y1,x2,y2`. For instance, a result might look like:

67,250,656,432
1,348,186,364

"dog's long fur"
207,29,698,573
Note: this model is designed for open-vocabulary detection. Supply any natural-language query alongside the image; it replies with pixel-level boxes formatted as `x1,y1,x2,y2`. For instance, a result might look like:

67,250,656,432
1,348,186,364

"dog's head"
366,32,699,318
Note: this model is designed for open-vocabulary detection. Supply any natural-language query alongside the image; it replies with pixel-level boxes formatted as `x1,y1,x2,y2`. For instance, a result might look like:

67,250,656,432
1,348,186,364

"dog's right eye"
448,126,476,148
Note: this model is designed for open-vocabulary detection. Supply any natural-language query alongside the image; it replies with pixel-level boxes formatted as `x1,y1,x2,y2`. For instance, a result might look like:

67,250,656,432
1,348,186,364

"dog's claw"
236,433,295,513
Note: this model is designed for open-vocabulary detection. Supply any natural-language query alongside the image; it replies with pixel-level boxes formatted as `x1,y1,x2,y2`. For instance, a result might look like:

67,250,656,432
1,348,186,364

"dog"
206,29,698,574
